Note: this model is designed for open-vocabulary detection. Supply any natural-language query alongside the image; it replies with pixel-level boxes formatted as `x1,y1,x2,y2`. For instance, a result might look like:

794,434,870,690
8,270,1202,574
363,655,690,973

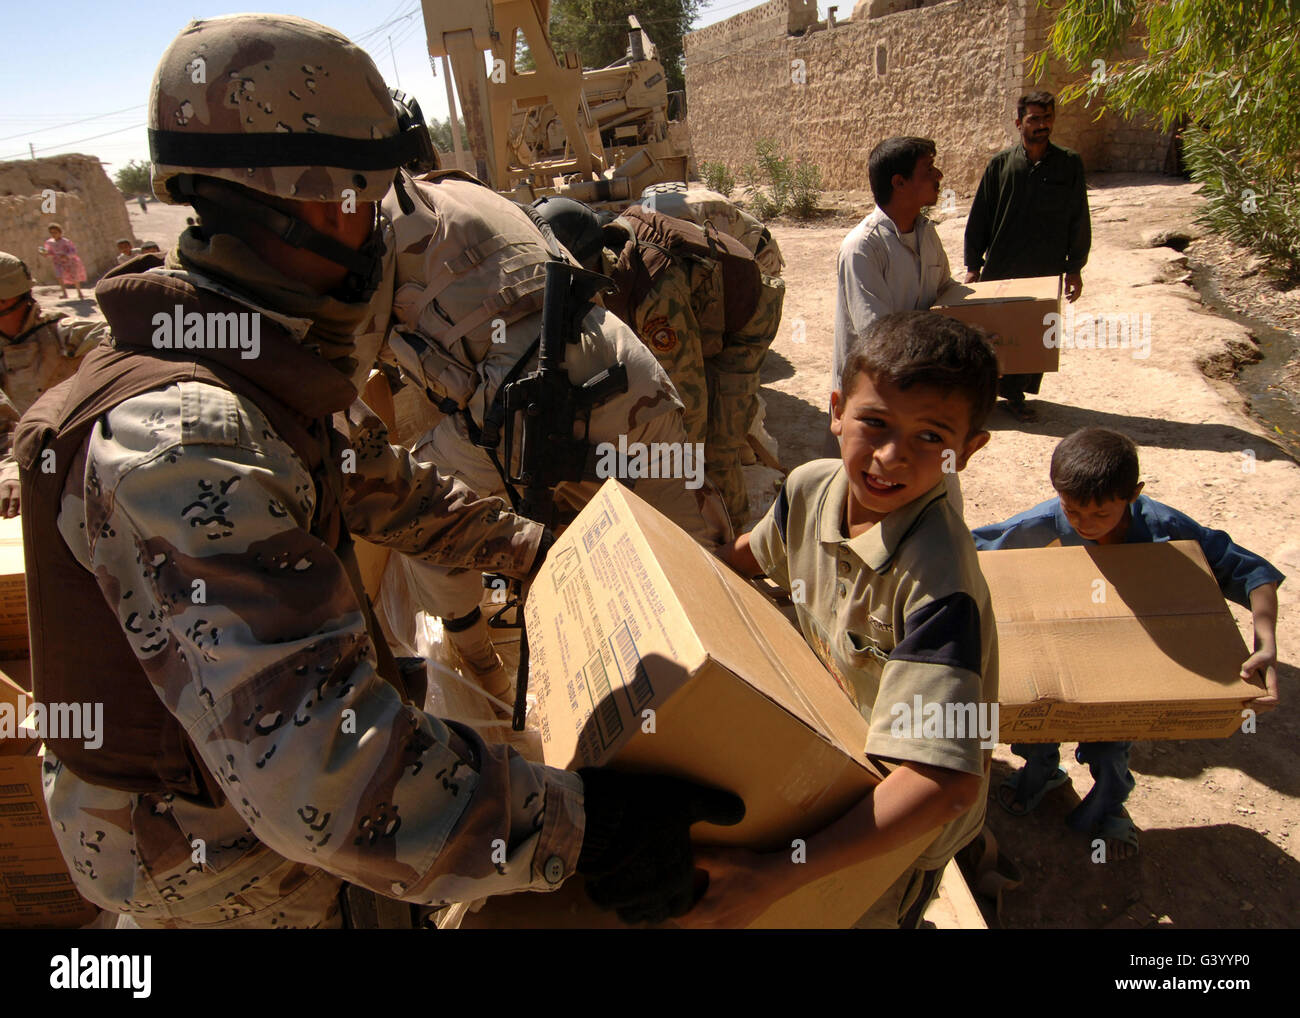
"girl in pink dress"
39,223,87,300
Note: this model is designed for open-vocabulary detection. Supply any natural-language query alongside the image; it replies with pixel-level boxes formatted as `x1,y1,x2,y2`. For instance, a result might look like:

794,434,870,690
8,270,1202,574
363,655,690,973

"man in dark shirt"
964,90,1091,420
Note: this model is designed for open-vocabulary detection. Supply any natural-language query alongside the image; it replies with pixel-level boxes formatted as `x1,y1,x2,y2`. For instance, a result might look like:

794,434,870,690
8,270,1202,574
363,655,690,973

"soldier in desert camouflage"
372,168,732,698
533,195,785,525
17,13,740,929
0,251,109,516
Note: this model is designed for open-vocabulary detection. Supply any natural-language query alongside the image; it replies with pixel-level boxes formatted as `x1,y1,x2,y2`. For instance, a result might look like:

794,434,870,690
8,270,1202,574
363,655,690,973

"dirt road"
761,172,1299,929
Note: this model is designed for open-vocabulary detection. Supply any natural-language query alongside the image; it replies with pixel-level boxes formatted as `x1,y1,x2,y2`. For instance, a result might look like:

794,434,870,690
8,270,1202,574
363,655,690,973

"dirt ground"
39,184,1299,929
758,173,1300,930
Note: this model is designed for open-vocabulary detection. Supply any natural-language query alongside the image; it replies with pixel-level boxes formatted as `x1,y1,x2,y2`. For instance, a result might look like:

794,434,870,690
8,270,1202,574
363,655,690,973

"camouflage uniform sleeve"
55,317,110,359
82,381,584,905
337,397,543,580
0,389,19,485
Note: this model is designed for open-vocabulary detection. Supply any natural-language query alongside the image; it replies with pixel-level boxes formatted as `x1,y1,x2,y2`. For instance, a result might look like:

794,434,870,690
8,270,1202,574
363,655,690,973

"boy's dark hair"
841,312,998,437
868,137,936,207
1050,428,1141,504
1017,91,1055,119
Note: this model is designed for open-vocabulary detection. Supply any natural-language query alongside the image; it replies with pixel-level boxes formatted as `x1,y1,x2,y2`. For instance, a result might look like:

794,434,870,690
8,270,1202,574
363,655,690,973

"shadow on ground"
977,756,1299,929
988,399,1295,462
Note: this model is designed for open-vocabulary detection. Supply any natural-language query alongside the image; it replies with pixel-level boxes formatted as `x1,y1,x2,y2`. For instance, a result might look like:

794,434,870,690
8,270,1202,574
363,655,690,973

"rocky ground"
39,184,1299,929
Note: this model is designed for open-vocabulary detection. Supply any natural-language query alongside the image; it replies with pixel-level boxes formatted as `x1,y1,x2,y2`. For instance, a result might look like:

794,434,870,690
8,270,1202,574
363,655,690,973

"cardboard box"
0,661,99,929
464,480,937,928
0,517,27,659
982,541,1262,743
932,275,1062,375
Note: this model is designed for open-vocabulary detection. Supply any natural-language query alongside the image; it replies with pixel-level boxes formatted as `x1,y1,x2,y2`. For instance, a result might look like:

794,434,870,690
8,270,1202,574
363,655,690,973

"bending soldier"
534,196,785,525
374,169,733,694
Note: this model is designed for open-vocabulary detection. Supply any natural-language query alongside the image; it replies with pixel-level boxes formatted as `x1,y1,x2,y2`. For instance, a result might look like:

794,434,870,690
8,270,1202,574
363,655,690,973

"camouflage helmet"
148,13,433,205
0,252,34,300
531,196,607,264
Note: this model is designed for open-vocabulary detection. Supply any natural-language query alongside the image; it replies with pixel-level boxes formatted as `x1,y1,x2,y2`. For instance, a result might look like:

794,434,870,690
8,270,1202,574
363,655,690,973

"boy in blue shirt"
972,427,1283,858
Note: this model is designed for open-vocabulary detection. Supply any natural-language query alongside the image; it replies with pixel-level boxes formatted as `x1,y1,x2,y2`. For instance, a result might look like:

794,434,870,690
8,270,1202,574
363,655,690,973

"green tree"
427,116,470,155
548,0,703,95
1032,0,1300,277
114,159,151,196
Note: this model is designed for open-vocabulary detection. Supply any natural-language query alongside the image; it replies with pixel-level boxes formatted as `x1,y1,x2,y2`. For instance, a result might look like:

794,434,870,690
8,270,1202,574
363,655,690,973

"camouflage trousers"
632,269,785,526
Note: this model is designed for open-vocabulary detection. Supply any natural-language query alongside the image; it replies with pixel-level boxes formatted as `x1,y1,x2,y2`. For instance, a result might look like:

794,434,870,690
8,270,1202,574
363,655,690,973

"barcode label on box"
582,651,623,751
610,621,653,713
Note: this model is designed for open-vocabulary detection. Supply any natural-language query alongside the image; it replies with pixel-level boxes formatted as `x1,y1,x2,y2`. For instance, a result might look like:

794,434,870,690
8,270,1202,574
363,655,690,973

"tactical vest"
606,205,762,334
383,170,565,414
14,265,408,805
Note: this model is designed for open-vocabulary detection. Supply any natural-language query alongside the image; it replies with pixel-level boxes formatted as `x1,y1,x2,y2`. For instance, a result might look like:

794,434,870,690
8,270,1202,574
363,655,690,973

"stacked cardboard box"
0,517,27,659
461,480,939,929
0,519,100,928
1,662,100,928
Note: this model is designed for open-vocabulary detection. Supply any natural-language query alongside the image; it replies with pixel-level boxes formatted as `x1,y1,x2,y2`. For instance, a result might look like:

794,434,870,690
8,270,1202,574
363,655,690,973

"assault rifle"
496,260,628,727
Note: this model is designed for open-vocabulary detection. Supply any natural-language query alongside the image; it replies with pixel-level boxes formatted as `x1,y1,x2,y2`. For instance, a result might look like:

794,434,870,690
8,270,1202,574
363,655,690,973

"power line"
0,104,145,143
355,5,421,45
1,122,144,162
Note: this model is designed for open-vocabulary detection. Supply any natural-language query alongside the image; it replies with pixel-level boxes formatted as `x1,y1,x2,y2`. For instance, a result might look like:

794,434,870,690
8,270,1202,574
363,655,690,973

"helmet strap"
174,175,384,301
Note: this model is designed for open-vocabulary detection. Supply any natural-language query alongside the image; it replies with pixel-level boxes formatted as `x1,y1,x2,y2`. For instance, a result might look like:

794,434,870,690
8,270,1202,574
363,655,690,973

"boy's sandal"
960,826,1024,927
997,766,1070,817
1094,809,1140,858
1002,398,1038,423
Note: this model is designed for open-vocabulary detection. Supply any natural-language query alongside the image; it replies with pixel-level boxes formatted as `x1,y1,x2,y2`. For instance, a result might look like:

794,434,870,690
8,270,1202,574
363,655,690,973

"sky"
0,1,835,176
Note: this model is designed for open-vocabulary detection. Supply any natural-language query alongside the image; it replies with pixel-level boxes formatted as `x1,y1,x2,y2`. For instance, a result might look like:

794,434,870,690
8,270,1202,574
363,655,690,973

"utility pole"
389,35,400,87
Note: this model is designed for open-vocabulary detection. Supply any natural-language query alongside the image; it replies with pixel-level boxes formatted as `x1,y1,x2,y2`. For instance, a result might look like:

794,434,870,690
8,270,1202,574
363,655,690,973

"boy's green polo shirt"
749,459,999,867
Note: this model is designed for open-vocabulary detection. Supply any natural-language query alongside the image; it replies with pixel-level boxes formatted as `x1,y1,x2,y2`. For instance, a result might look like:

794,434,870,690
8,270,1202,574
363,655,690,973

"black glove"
577,768,745,924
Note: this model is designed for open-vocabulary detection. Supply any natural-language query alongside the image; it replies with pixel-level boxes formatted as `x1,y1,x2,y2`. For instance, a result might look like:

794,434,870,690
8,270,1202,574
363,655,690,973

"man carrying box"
832,137,960,400
964,91,1091,421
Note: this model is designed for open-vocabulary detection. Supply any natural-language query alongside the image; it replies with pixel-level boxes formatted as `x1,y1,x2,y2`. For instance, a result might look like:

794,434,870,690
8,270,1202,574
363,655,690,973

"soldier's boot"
442,608,514,710
705,368,760,526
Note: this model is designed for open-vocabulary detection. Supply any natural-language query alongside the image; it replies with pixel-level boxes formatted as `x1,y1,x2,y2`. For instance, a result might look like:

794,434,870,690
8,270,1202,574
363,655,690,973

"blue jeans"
1010,741,1135,832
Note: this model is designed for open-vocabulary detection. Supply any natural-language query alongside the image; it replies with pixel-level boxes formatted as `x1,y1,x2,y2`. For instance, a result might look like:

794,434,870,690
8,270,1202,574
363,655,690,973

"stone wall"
684,0,1173,195
0,155,134,285
1021,2,1172,174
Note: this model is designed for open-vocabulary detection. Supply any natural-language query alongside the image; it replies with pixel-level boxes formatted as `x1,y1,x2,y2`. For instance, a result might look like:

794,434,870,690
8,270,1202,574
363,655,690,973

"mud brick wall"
0,155,134,285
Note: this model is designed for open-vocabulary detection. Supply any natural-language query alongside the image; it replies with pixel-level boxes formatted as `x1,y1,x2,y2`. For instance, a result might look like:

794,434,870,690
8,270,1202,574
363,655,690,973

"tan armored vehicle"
421,0,692,203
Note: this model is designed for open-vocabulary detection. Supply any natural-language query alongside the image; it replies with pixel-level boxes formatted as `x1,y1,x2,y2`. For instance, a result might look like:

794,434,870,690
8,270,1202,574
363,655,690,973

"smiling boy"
687,312,1000,928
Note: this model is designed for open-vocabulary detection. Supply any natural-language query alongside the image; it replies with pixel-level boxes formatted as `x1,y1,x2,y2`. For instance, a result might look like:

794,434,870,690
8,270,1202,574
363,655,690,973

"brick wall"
684,0,1173,195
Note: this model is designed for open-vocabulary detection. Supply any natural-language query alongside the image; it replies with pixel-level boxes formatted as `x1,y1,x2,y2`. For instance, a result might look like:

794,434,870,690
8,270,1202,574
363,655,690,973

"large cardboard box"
0,662,99,928
982,541,1263,743
463,480,937,928
932,275,1062,375
0,517,27,658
